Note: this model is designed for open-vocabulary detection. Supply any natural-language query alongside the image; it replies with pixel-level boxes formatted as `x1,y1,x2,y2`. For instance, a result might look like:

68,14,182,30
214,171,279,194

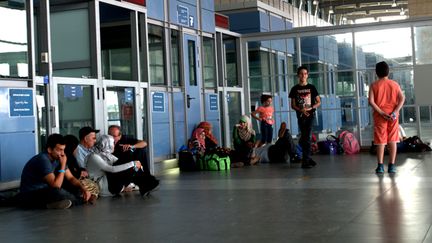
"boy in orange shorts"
369,61,405,173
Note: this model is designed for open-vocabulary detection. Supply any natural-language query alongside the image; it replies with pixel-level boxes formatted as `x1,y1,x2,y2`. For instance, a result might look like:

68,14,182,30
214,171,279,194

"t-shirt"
255,106,274,125
20,152,60,193
289,83,319,118
370,79,402,114
76,144,92,169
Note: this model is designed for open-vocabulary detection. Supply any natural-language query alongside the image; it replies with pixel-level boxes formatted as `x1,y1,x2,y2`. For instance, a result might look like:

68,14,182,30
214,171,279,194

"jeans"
298,115,314,162
16,187,84,208
260,121,273,144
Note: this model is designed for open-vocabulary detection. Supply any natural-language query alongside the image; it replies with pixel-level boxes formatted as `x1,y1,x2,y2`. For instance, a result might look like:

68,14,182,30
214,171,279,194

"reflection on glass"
203,37,216,88
141,89,148,140
414,26,432,65
0,1,27,78
227,91,242,147
171,30,180,86
106,87,137,138
355,28,412,67
188,40,197,86
148,24,165,85
248,50,271,92
51,9,91,78
100,3,132,80
58,85,94,137
224,36,238,87
36,85,46,151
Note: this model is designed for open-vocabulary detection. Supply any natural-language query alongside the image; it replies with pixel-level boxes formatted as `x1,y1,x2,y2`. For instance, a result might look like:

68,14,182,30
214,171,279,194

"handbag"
317,135,339,155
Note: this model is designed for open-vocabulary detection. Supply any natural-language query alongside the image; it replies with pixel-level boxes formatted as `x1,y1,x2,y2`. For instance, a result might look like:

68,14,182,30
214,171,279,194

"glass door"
183,34,202,136
52,77,99,137
220,88,243,147
103,81,141,138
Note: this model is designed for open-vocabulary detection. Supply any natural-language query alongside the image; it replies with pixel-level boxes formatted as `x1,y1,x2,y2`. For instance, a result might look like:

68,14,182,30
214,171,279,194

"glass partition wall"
243,21,432,146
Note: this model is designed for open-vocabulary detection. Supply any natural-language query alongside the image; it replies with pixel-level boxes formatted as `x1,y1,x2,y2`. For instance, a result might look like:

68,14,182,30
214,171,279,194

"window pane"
0,1,28,78
224,36,238,87
171,30,180,86
148,24,165,85
188,40,197,86
414,26,432,65
203,37,216,88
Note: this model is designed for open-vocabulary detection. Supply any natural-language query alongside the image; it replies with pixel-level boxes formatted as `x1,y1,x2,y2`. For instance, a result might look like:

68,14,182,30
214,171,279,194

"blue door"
183,34,201,137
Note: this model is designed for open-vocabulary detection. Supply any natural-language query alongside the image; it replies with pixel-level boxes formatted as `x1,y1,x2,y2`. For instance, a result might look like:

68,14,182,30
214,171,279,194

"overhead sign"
152,92,165,113
9,88,34,117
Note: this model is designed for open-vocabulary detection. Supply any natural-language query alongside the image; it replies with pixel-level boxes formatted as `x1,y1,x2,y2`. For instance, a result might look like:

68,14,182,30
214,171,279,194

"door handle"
187,94,195,108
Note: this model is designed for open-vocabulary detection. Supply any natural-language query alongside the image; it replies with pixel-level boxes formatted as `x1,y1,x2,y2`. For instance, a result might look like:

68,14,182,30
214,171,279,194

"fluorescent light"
392,0,397,7
329,6,334,14
313,0,318,5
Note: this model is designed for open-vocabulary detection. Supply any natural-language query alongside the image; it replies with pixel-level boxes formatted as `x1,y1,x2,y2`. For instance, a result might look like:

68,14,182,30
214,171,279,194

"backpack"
338,131,360,155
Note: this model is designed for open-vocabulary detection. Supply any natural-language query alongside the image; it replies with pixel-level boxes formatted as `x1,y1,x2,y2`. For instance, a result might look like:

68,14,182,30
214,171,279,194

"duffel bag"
200,153,231,171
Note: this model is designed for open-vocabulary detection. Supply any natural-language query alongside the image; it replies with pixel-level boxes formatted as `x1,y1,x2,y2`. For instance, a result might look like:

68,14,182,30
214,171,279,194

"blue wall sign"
124,88,133,103
63,85,83,98
9,89,34,117
209,94,218,111
177,5,189,26
152,92,165,113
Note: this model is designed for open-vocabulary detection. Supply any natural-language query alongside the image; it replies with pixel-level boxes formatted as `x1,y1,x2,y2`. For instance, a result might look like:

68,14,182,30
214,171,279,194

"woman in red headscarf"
197,121,218,151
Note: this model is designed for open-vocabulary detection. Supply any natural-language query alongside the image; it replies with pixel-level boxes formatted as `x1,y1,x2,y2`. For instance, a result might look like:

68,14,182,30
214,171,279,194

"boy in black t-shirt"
289,66,321,168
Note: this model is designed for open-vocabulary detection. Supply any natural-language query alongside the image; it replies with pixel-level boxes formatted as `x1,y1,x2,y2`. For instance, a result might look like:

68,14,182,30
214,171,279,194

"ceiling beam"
333,4,408,15
319,0,408,9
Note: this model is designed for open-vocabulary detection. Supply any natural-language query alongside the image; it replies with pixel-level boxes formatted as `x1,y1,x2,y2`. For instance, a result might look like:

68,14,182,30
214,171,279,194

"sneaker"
301,162,313,169
308,159,317,167
141,179,160,197
46,199,72,209
375,163,384,174
388,164,397,173
290,155,302,164
278,122,287,138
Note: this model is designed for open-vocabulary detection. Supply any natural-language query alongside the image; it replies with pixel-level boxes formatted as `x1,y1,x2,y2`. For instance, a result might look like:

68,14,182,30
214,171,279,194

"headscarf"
191,128,206,150
197,121,218,146
87,134,118,165
236,115,255,141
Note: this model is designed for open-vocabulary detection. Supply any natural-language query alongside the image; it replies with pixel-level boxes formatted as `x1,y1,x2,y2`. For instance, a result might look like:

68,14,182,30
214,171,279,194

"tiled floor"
1,152,432,243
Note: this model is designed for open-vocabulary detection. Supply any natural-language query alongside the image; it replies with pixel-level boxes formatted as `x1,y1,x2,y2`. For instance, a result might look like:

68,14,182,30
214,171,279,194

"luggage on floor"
200,153,230,171
178,150,200,171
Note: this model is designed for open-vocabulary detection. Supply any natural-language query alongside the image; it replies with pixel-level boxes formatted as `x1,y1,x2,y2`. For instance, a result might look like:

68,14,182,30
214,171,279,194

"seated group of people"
16,125,159,209
188,118,300,169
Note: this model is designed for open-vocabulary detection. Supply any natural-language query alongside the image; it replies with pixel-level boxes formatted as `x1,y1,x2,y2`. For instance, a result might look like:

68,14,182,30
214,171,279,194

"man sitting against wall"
16,134,91,209
108,125,159,195
75,126,99,179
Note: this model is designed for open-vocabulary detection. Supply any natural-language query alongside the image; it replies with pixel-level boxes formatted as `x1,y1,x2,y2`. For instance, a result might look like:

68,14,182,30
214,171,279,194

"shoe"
375,163,384,174
124,183,140,192
388,164,397,173
307,159,317,167
46,199,72,209
278,122,287,138
290,155,302,164
301,162,313,169
88,195,97,205
141,179,160,197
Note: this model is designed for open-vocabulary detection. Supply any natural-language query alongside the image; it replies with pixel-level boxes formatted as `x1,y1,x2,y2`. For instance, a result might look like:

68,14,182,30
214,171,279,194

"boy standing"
289,66,321,169
369,61,405,173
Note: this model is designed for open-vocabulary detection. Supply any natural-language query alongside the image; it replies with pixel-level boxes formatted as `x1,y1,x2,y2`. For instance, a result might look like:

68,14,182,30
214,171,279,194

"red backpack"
338,131,360,155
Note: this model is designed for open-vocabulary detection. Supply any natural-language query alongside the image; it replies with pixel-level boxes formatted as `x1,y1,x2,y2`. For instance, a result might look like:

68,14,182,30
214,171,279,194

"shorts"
373,113,399,145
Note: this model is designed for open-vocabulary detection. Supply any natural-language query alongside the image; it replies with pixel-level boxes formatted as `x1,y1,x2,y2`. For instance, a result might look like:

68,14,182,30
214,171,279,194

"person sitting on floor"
85,135,157,197
197,121,218,151
75,126,99,179
268,122,301,164
189,127,206,158
16,134,91,209
231,115,257,167
108,125,159,191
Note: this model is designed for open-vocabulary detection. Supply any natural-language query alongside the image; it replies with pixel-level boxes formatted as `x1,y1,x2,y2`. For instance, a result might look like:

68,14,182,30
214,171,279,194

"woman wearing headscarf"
189,127,206,156
231,115,256,166
197,121,218,151
85,135,150,197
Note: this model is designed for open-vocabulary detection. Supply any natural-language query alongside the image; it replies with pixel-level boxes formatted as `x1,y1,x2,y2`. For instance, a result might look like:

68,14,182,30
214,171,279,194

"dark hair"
64,134,79,155
46,134,65,150
297,65,309,75
260,94,272,104
108,125,122,135
375,61,389,78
